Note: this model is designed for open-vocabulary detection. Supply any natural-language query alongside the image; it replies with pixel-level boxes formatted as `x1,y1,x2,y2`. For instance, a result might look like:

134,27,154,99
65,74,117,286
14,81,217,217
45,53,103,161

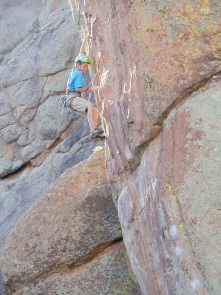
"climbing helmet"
75,54,91,65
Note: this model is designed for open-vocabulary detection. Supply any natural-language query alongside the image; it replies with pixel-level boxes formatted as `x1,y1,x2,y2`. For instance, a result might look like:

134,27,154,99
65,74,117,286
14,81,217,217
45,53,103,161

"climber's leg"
87,103,104,140
69,97,104,140
93,107,99,129
86,101,96,132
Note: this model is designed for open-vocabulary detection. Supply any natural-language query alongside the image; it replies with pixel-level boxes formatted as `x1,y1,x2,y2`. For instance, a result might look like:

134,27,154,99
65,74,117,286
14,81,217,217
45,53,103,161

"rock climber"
65,36,104,140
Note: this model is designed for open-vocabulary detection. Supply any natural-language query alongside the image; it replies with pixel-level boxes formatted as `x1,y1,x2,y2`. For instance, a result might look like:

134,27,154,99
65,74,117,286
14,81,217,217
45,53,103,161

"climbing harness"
60,90,79,115
60,69,99,116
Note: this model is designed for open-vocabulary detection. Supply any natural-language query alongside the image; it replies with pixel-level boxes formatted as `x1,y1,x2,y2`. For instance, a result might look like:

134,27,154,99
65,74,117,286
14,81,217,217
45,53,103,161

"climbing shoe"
93,135,106,141
91,128,104,138
91,128,105,141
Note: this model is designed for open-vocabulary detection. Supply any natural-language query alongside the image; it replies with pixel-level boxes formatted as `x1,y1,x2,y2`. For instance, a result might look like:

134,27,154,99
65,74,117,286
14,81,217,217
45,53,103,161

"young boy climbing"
65,36,104,140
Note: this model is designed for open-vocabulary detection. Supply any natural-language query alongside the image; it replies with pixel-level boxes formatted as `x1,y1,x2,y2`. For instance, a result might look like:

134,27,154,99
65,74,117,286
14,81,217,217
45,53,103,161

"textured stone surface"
0,0,43,64
0,2,79,177
158,76,221,295
0,118,103,248
0,0,103,247
70,1,221,294
0,0,104,293
118,76,221,295
14,242,140,295
69,0,221,178
0,149,123,293
1,0,220,294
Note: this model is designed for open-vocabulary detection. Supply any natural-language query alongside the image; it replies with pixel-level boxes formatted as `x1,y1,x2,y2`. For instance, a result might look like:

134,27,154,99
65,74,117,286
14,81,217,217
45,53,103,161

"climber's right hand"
83,35,89,43
84,85,91,92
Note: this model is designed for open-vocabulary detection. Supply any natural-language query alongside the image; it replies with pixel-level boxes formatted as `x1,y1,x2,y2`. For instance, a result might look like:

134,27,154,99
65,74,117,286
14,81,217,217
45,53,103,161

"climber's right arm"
79,36,89,55
76,86,92,93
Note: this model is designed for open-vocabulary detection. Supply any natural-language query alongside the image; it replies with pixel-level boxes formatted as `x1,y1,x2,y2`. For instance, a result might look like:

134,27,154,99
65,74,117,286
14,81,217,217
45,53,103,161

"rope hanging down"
88,14,159,289
87,22,159,291
95,68,158,295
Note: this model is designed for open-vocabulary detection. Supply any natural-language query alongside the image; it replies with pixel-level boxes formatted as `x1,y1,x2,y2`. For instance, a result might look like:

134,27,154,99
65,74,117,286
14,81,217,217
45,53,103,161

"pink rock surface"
69,0,221,178
14,242,140,295
0,149,123,293
119,77,221,295
69,1,221,294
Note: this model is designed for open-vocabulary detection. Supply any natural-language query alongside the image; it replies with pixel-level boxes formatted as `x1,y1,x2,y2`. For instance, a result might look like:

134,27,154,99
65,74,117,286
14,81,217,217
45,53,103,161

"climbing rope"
86,30,159,293
94,65,158,294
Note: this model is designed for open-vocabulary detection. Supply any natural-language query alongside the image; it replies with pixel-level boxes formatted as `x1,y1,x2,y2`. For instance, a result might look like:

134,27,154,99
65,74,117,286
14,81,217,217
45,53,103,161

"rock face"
0,149,140,295
1,0,221,294
0,0,103,245
0,0,104,292
119,78,221,294
0,1,78,178
69,1,221,294
13,242,139,295
0,0,43,65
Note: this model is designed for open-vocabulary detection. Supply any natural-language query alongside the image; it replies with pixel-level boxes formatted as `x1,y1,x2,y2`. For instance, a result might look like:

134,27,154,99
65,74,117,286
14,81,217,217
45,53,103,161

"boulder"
14,242,140,295
0,117,103,250
0,149,124,294
118,76,221,295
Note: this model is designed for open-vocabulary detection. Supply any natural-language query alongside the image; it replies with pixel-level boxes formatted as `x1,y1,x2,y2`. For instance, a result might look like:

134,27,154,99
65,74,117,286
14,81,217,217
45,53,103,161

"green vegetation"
29,18,41,34
128,132,133,141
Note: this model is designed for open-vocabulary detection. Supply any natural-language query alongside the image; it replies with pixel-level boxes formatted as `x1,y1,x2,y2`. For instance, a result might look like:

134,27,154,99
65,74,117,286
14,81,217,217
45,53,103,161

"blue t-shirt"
67,67,84,97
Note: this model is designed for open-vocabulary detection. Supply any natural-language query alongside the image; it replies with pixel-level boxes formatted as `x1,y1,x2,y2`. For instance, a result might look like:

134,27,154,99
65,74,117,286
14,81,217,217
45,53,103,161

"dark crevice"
0,164,28,180
156,70,221,126
4,237,123,294
0,67,72,92
134,70,221,157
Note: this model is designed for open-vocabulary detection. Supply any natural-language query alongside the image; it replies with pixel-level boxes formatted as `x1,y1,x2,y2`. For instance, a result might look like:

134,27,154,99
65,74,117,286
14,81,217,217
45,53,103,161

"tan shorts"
66,94,89,117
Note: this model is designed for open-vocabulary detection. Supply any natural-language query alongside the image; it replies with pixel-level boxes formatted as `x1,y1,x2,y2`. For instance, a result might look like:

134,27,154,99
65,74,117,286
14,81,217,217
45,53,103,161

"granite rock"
14,242,140,295
0,0,105,293
118,76,221,295
0,1,81,178
70,1,221,294
0,150,124,293
0,0,43,64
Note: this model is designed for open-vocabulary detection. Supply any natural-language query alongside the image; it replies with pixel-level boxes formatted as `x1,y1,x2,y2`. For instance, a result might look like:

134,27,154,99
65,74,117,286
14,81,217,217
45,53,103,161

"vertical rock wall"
69,0,221,294
0,149,140,295
0,0,43,65
0,0,105,292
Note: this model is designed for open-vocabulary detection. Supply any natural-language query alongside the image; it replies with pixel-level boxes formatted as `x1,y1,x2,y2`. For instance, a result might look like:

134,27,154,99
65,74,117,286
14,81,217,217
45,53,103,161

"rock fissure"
4,238,123,294
156,69,221,126
134,69,221,157
27,79,48,123
0,68,71,93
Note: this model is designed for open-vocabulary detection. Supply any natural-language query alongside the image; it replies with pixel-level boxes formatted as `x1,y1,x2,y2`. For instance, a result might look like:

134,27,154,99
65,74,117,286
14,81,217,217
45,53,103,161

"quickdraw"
60,92,68,116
